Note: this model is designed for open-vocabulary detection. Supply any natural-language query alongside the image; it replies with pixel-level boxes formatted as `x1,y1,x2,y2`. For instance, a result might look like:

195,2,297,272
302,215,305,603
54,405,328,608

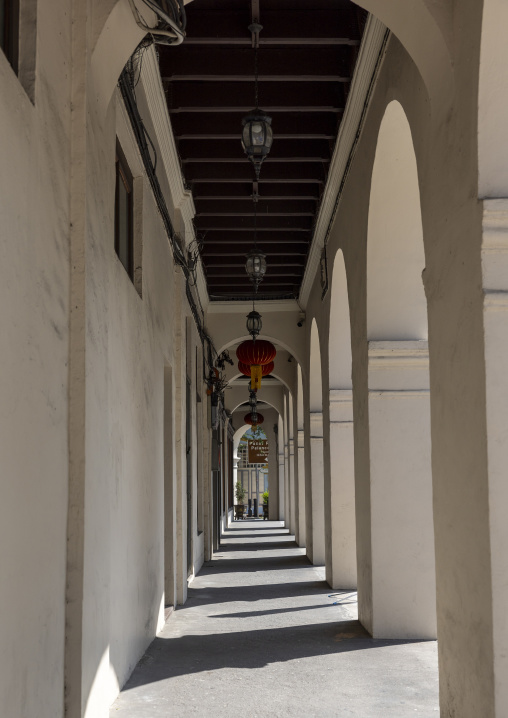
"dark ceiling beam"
196,213,313,228
204,261,305,267
177,133,335,140
183,38,359,45
170,105,342,113
206,271,302,278
192,184,321,199
166,81,344,110
170,112,339,136
197,212,314,217
185,163,326,182
201,252,307,258
197,224,312,232
183,9,360,40
166,74,350,82
183,157,330,164
194,200,317,214
208,286,299,293
179,138,332,160
201,234,310,243
159,47,351,78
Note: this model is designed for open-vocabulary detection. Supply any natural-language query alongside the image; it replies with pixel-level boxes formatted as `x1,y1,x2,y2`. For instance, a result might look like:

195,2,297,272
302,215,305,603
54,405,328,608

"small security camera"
297,311,305,328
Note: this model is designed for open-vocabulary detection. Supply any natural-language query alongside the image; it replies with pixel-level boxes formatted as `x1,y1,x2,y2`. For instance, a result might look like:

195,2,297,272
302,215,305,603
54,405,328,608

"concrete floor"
110,520,439,717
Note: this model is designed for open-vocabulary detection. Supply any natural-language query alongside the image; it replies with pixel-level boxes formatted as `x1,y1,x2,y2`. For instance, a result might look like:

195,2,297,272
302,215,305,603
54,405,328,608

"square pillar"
310,411,325,565
327,389,356,589
482,199,508,715
297,429,306,546
367,341,436,639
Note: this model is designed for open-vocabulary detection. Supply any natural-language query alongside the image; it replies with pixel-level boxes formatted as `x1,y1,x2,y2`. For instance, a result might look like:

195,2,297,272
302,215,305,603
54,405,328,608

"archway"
327,250,356,589
365,100,436,639
308,319,325,565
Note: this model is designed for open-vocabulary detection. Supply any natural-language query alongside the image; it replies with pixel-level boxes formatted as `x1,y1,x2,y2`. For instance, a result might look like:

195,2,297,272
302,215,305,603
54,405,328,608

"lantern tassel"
251,364,262,391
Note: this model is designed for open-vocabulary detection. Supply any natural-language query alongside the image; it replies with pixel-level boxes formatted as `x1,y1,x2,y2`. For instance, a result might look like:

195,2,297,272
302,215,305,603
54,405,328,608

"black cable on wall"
118,61,217,377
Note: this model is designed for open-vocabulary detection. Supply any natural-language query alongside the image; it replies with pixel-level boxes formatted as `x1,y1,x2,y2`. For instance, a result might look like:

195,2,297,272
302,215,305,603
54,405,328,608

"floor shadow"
221,532,293,540
122,619,433,692
200,553,312,573
185,580,340,607
225,524,288,533
218,541,299,552
212,602,337,619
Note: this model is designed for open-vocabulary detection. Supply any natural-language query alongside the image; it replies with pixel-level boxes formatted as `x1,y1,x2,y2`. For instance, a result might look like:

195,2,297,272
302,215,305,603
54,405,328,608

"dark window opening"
0,0,19,73
115,142,134,280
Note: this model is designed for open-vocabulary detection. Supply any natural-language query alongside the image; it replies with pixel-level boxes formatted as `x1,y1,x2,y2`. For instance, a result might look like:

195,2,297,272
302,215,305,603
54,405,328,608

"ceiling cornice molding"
207,299,300,314
140,46,210,311
299,15,388,308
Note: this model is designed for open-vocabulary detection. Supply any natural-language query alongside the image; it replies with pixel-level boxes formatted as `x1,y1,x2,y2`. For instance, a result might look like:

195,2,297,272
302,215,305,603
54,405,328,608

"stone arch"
326,250,356,588
355,0,453,113
329,250,352,389
367,101,427,341
308,319,325,564
90,0,148,115
217,334,303,372
364,100,436,638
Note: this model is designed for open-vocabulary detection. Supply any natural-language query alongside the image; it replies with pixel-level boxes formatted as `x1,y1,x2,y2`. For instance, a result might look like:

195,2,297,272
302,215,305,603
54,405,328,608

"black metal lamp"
245,249,267,288
246,309,263,339
241,110,273,179
241,22,273,179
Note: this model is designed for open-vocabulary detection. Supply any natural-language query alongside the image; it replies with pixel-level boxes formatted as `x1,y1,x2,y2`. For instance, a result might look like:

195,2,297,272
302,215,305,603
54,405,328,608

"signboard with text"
248,439,269,464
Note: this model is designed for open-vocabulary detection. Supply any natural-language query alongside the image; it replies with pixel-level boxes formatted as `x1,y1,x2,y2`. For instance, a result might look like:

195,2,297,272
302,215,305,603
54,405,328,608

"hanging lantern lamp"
241,21,273,179
236,339,276,367
241,110,273,179
246,308,263,339
245,252,267,290
244,411,264,427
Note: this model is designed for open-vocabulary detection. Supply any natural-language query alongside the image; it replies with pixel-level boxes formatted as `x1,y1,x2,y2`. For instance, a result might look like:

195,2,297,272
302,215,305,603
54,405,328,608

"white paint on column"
310,412,325,565
368,342,436,638
482,199,508,713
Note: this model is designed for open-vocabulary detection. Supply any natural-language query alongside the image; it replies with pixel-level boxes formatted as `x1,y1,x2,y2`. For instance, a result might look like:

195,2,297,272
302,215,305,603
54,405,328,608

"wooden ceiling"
158,0,367,300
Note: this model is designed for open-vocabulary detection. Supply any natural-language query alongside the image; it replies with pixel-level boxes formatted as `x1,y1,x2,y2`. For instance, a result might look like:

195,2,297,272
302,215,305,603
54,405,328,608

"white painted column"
278,443,285,522
482,199,508,714
264,411,279,521
284,434,291,527
288,437,296,535
368,341,436,639
327,389,357,589
310,412,325,565
297,429,306,547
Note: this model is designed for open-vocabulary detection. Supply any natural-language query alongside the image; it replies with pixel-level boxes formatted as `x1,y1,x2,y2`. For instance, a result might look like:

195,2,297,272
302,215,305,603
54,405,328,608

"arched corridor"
111,520,439,717
2,1,508,716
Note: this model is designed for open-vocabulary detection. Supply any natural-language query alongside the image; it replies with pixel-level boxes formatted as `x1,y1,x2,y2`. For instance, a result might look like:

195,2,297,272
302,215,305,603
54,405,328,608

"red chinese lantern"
236,340,276,366
238,360,274,378
237,340,276,391
244,411,264,427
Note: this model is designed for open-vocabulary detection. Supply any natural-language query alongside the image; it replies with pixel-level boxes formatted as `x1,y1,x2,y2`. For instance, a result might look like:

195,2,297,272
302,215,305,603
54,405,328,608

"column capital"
482,198,508,293
310,411,323,437
368,340,429,391
329,389,353,423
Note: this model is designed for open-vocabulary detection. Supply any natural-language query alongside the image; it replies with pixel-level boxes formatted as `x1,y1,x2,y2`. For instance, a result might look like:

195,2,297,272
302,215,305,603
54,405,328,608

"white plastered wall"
0,1,71,715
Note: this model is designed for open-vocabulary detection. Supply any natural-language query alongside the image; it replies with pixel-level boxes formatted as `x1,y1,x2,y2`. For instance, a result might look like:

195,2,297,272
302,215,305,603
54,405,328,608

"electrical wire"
118,62,217,377
128,0,186,45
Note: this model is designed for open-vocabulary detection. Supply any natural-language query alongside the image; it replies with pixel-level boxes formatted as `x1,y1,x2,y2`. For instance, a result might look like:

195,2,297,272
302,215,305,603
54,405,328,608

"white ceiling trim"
299,15,388,308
